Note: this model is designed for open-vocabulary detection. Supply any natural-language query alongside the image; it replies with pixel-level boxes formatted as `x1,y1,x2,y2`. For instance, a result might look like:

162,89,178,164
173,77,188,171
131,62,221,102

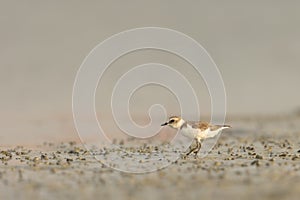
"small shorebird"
161,116,231,158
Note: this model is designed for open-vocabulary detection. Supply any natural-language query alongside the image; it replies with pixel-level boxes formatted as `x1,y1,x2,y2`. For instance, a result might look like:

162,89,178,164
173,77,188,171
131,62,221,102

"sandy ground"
1,2,300,200
1,115,300,200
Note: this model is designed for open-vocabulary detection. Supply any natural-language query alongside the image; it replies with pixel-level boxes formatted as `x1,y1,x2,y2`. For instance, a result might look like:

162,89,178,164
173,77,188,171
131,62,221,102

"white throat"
175,119,185,129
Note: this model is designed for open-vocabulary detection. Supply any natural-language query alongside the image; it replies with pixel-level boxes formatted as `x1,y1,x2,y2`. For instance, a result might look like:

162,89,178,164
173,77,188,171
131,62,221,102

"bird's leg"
193,140,202,158
183,138,198,158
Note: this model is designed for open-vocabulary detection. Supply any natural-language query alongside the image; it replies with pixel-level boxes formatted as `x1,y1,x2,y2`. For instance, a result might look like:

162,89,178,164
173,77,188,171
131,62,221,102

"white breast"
180,125,200,139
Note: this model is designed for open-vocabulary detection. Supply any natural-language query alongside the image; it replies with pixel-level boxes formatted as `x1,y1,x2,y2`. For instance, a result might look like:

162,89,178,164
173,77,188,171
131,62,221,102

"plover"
161,116,231,158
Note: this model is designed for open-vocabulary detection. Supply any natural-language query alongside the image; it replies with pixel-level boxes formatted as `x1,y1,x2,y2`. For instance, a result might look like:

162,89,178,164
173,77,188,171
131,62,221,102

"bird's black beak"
161,122,168,126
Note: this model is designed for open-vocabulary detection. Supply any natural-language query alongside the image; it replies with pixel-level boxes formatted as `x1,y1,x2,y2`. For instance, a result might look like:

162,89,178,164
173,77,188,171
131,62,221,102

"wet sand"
1,115,300,200
2,1,300,199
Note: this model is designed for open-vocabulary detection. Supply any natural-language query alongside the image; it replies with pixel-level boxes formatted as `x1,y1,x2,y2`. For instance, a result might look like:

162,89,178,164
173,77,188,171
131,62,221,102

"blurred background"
1,1,300,145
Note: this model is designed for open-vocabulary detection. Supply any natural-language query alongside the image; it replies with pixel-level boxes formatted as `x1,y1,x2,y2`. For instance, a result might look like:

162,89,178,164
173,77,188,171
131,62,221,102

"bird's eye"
169,119,175,123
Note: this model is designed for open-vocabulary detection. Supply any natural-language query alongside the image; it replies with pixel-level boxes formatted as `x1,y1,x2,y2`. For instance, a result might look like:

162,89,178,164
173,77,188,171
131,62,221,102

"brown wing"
191,121,210,131
191,122,231,131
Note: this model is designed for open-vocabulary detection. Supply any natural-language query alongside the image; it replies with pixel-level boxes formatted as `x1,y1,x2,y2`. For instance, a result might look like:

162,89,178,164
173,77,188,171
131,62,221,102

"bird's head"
161,116,184,129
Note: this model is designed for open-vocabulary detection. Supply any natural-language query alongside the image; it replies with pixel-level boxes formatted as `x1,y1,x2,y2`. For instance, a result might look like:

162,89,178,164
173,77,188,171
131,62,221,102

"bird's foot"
180,153,188,159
